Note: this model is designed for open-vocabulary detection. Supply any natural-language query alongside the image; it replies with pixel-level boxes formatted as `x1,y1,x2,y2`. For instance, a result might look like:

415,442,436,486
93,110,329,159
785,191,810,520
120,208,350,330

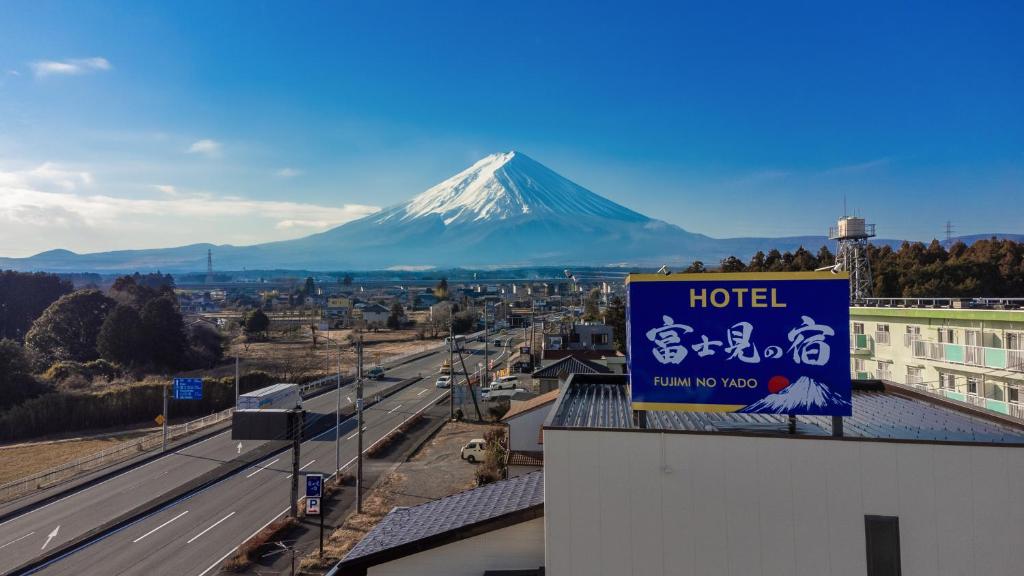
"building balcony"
911,339,1024,373
850,333,872,354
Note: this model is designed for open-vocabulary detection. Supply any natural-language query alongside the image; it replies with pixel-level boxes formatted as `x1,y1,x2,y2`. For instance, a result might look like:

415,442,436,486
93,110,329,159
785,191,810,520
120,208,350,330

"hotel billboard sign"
626,272,851,416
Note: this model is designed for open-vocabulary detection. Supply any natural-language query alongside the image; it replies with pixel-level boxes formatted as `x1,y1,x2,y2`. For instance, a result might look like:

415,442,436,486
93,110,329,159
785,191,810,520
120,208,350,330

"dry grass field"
0,430,153,484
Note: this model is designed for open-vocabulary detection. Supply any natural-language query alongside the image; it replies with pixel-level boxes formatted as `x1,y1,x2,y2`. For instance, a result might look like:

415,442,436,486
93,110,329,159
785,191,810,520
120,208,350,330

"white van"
481,388,527,402
487,375,519,391
461,438,487,463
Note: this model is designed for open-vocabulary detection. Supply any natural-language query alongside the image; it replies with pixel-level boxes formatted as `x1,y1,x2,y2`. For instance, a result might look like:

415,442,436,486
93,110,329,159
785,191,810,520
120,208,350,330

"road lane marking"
0,531,34,550
286,459,318,478
246,458,280,478
40,526,59,550
187,511,235,544
417,389,428,396
345,427,366,440
387,404,402,414
197,389,451,576
133,510,188,543
346,396,352,403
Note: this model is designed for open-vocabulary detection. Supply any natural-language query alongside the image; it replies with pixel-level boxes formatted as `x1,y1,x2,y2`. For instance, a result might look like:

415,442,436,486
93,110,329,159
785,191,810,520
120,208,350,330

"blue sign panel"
306,474,323,498
627,272,851,415
172,378,203,400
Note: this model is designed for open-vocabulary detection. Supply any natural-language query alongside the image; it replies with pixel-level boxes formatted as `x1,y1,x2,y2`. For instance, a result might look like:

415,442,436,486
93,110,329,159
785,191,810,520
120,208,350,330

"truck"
237,383,302,411
445,335,466,352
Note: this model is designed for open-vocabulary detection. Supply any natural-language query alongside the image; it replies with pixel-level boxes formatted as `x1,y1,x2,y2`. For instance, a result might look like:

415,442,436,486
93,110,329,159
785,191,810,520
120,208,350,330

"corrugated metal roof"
549,377,1024,444
341,471,544,564
531,356,611,379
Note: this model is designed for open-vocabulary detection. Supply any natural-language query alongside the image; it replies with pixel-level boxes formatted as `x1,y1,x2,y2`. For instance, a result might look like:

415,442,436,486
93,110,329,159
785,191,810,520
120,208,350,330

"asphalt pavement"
2,336,513,576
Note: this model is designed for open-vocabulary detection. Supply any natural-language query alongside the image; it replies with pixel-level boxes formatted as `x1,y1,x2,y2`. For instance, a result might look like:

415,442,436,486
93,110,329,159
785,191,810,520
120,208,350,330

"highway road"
2,336,514,575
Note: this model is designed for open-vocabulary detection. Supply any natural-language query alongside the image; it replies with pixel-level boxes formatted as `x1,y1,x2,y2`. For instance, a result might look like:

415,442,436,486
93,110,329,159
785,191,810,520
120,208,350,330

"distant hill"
0,151,1017,273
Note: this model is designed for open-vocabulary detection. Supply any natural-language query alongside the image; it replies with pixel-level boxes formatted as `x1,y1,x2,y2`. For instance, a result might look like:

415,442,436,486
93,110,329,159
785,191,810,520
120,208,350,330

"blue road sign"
306,474,323,499
627,272,851,416
172,378,203,400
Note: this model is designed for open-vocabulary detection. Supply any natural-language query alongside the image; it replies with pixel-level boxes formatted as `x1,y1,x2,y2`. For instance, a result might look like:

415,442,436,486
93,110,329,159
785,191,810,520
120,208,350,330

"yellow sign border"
626,271,849,284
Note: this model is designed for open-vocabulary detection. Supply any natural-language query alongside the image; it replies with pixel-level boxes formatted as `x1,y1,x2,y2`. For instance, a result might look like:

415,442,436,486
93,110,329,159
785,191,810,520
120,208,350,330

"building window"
865,515,902,576
877,362,892,381
937,328,955,343
853,322,865,335
988,383,1005,402
966,377,979,396
939,373,957,391
591,333,609,345
875,324,890,345
903,326,921,347
1009,387,1019,404
906,366,923,386
854,358,865,372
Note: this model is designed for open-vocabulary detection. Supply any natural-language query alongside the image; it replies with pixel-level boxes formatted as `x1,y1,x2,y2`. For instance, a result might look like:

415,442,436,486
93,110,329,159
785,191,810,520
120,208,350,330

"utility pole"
449,319,455,419
335,333,342,478
356,335,364,514
234,354,239,403
289,410,301,517
483,309,489,388
162,384,168,451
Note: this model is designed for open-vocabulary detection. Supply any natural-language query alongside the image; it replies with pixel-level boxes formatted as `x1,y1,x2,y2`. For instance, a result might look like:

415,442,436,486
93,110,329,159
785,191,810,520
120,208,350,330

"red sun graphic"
768,375,790,394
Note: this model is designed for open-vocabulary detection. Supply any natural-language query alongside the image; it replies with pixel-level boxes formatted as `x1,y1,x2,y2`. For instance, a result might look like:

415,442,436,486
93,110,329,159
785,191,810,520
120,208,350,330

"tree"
109,274,173,309
0,271,73,341
815,245,835,268
141,297,187,370
97,304,146,366
302,276,316,297
583,288,602,321
684,260,706,273
387,302,405,330
0,339,45,409
720,256,746,273
244,308,270,339
435,277,449,300
605,296,627,353
747,251,767,272
25,290,116,366
342,274,353,287
186,323,225,369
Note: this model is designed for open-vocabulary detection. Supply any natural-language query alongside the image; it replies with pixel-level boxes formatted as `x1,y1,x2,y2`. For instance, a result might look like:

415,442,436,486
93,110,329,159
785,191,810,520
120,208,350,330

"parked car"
481,388,527,402
487,375,519,391
435,375,452,388
461,438,487,463
366,366,385,380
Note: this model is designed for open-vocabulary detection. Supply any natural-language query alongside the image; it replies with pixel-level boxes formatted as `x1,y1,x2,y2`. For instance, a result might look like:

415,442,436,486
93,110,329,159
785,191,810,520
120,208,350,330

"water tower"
828,216,875,303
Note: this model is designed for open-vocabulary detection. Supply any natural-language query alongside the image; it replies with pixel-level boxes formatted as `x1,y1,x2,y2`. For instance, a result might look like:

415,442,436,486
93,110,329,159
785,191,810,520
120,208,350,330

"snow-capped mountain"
379,151,649,226
0,151,886,272
739,376,852,415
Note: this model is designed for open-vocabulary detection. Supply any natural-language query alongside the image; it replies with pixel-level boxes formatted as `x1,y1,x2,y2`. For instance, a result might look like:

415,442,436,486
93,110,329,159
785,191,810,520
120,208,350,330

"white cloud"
31,57,111,77
0,164,380,256
187,139,222,157
276,167,302,177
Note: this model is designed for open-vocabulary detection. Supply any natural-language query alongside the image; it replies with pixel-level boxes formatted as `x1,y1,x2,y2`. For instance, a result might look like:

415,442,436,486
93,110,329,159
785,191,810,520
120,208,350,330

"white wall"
508,405,552,452
368,516,545,576
545,429,1024,576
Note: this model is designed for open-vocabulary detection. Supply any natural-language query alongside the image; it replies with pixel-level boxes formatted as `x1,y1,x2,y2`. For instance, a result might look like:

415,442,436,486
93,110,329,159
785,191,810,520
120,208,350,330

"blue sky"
0,1,1021,256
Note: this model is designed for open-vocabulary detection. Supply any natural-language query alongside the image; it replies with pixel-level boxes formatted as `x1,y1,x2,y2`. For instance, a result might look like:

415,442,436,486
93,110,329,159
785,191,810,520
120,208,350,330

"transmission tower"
944,221,954,247
205,249,214,284
828,215,876,304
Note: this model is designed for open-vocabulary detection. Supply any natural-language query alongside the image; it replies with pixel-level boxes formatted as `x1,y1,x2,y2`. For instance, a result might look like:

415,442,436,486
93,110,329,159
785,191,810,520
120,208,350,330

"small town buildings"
502,389,559,476
360,303,390,328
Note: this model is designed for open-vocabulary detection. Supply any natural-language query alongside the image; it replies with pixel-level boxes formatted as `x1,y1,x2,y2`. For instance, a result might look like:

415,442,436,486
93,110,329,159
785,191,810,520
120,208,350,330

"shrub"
223,516,298,572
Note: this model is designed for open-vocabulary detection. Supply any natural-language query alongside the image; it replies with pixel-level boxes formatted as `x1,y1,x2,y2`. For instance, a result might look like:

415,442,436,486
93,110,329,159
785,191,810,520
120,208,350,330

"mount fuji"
739,376,852,415
0,151,829,272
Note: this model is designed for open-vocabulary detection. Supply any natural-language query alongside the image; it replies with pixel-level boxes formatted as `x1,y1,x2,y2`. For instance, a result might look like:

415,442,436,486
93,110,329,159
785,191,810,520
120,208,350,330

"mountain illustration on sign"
739,376,851,414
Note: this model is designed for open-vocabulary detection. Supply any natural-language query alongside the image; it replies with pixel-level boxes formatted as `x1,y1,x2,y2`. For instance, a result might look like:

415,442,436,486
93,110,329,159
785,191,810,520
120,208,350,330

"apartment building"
849,298,1024,419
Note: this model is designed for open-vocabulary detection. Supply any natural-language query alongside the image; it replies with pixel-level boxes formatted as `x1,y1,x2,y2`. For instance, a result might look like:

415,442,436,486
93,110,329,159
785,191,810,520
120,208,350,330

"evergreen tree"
605,296,627,353
244,308,270,338
720,256,746,272
141,297,187,370
97,304,146,366
26,290,116,365
387,301,405,329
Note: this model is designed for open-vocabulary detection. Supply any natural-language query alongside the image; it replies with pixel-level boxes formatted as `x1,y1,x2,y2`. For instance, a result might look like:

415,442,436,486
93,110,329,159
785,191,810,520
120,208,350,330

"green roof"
851,307,1024,322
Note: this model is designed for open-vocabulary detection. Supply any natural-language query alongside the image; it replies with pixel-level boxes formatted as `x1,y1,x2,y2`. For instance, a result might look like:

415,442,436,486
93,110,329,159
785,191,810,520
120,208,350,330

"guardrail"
0,407,234,503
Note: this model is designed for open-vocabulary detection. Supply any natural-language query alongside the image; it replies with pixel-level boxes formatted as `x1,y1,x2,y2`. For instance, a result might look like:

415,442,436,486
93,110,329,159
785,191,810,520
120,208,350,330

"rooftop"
531,356,611,379
547,375,1024,445
337,471,544,571
503,389,559,421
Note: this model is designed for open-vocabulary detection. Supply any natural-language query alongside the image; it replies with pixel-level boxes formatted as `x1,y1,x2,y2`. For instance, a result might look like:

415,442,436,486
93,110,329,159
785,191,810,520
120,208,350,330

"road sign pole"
335,335,341,478
162,384,168,451
319,508,324,557
356,336,364,514
234,355,239,403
